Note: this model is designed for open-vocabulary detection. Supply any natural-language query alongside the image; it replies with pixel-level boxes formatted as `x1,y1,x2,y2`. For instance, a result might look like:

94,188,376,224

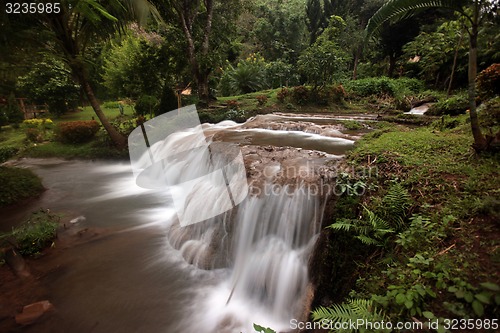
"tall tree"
3,0,158,148
366,0,499,152
154,0,240,104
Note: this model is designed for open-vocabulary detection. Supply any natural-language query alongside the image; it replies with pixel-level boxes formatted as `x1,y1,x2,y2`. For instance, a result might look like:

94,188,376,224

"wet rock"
15,300,54,325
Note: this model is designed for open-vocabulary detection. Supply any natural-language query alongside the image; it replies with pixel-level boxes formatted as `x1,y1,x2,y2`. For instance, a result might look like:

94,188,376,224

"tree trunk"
79,72,127,149
447,28,464,96
388,54,396,78
467,11,487,152
352,45,362,80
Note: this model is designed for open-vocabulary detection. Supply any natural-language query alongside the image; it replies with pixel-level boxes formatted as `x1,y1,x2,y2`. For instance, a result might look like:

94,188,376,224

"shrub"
344,77,424,98
225,109,247,123
477,63,500,100
291,86,310,105
0,146,19,163
256,95,268,106
135,95,159,116
427,94,469,116
277,87,290,103
25,128,43,142
8,209,59,256
56,120,100,143
102,101,120,109
0,166,44,206
226,99,240,110
22,118,54,130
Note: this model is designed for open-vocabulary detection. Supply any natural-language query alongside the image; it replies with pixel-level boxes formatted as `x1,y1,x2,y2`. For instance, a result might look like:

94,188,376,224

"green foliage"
328,206,394,247
380,182,411,230
265,60,299,88
135,95,159,116
0,166,44,207
250,0,308,62
220,55,268,96
102,28,170,99
17,58,80,116
312,299,388,333
298,17,350,87
340,120,363,130
56,121,100,144
402,20,468,87
344,77,423,99
3,93,24,124
0,146,19,163
427,94,469,116
253,323,276,333
3,209,59,256
476,63,500,100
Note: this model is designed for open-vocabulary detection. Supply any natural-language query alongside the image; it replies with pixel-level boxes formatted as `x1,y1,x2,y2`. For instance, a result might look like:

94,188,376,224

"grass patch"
317,116,500,326
24,141,128,160
0,209,59,256
0,166,44,207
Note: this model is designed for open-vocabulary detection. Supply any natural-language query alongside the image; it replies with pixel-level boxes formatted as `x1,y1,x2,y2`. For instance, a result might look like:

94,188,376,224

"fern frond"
382,183,411,227
328,219,357,233
312,299,389,333
356,235,380,246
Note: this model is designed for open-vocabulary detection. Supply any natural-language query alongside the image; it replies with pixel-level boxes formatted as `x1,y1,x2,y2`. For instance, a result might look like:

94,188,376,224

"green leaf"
423,311,435,319
396,293,406,304
464,292,474,303
404,300,414,309
474,292,491,304
480,282,500,292
472,300,484,317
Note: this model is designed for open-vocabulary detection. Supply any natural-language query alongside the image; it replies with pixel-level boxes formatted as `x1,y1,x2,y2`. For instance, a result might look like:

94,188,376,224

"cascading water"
135,113,348,332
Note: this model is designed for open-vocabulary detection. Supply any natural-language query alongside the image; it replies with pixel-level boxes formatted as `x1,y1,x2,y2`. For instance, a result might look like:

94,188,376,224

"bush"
256,95,268,106
0,146,19,163
25,128,43,142
7,209,59,256
135,95,159,116
22,118,54,130
225,99,240,110
344,77,424,98
56,120,100,143
0,166,44,206
225,109,247,123
291,86,310,105
477,63,500,100
277,88,290,103
427,94,469,116
102,101,121,109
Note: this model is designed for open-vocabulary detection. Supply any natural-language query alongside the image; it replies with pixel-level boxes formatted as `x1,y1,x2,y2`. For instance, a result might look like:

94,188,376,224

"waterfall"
167,187,324,333
128,109,344,332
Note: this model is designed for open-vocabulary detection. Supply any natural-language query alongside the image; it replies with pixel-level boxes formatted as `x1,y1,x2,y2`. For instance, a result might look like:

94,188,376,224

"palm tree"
365,0,496,152
9,0,159,148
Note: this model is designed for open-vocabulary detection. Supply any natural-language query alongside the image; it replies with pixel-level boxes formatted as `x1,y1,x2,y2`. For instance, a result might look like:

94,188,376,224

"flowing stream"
2,113,363,333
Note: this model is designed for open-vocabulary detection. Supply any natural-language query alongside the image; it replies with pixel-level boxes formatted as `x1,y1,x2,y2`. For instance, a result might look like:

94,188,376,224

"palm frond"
365,0,469,39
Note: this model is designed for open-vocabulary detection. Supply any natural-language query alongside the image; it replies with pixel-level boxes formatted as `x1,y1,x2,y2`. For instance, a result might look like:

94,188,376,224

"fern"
312,299,389,333
381,183,411,230
328,207,394,247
